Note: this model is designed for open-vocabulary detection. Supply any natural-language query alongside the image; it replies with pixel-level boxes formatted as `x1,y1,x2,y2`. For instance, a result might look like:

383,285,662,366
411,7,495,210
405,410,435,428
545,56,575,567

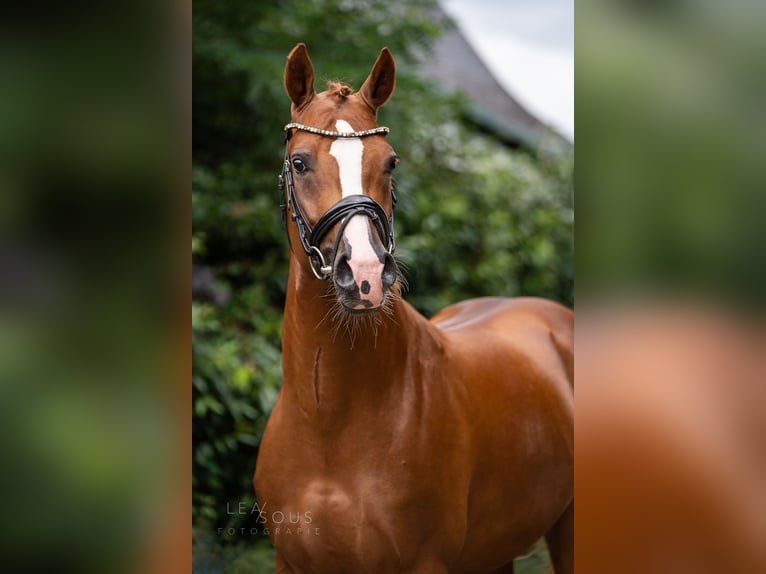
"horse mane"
326,81,354,99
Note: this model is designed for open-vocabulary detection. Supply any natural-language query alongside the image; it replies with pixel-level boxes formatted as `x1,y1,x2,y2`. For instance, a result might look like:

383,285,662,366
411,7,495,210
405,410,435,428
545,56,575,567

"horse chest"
269,475,441,573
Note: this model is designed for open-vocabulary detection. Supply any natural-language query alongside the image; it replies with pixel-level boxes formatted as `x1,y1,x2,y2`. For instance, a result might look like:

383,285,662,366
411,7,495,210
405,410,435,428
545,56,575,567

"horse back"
431,296,573,388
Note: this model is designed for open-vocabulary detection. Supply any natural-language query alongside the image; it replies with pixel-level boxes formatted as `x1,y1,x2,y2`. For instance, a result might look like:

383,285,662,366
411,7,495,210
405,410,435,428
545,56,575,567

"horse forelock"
326,81,354,98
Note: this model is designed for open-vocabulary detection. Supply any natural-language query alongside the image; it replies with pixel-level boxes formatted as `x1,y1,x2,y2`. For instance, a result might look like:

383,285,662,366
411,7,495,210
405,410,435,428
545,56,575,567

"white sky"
441,0,574,140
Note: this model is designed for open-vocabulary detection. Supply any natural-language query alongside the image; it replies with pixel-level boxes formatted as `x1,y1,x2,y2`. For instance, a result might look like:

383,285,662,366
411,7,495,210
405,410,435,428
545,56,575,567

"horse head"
281,43,399,313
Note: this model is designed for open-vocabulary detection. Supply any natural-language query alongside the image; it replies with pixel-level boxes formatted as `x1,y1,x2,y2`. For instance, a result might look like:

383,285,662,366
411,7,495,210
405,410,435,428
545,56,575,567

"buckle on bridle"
308,246,332,280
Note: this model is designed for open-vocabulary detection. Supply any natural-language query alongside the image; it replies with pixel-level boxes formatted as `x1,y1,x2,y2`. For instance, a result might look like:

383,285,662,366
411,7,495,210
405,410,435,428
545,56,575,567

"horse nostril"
382,253,397,292
334,253,355,291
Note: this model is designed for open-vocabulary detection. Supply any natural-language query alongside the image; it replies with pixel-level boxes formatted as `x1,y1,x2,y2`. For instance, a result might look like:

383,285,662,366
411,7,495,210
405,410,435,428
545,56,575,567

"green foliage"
192,0,572,569
391,111,573,315
194,531,276,574
192,301,281,525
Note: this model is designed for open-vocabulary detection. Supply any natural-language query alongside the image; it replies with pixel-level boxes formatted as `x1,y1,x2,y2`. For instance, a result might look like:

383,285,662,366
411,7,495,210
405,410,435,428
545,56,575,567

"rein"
279,122,397,280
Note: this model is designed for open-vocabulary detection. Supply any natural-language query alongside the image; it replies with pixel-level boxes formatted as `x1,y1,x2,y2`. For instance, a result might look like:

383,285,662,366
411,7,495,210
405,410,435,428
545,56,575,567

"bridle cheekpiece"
279,122,397,280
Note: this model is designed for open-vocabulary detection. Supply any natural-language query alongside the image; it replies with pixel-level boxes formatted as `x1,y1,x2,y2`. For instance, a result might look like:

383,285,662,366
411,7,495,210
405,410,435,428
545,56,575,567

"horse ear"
285,43,315,109
360,47,396,113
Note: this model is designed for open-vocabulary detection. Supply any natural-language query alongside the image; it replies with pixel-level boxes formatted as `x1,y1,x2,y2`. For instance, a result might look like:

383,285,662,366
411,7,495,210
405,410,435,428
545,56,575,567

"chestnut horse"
254,44,574,574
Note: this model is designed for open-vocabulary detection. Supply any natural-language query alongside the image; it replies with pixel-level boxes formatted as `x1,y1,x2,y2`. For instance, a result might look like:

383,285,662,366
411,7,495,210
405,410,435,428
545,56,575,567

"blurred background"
192,0,572,571
577,0,766,307
0,1,185,573
576,0,766,572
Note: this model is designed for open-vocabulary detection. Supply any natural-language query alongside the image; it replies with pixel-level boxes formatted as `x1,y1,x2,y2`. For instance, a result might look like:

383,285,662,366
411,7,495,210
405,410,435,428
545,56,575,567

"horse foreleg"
275,552,295,574
545,501,574,574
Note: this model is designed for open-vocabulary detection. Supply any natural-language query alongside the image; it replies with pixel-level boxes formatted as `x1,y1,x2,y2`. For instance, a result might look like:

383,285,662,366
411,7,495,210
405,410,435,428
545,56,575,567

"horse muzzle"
296,193,395,311
332,213,397,312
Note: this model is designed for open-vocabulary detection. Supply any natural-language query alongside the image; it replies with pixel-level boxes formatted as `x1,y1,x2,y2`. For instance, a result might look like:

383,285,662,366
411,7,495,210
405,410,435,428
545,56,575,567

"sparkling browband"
284,122,390,138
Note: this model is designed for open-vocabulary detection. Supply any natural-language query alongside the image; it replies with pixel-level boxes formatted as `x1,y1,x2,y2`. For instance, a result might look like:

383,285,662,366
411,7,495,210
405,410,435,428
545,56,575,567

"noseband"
278,122,397,280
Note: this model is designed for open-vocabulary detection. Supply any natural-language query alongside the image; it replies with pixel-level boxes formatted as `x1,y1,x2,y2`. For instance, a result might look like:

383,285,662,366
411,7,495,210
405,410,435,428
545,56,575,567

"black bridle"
278,122,397,280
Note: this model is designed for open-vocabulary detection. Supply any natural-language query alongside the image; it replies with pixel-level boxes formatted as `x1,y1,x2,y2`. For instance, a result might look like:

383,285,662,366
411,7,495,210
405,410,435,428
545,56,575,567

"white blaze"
328,119,385,307
329,120,364,198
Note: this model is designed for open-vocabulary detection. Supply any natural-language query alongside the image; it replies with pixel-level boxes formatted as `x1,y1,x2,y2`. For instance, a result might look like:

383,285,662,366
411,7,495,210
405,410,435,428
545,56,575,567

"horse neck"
281,258,423,420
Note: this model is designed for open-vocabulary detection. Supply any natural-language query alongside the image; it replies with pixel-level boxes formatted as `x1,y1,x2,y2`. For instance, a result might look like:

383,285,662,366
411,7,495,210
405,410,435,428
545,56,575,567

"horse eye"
292,158,308,173
386,156,398,174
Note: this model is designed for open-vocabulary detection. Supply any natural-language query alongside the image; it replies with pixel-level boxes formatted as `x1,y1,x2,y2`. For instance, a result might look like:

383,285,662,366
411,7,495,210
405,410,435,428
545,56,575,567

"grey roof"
418,17,566,149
